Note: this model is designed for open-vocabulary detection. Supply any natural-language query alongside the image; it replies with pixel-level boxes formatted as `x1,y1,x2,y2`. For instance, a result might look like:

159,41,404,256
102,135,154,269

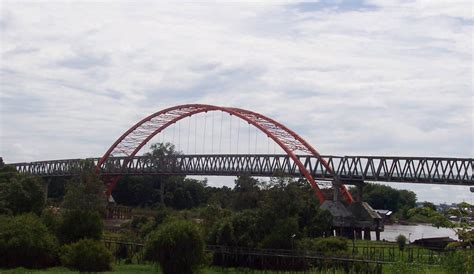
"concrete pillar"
332,181,341,202
363,228,371,240
355,183,365,202
355,228,363,240
42,180,49,202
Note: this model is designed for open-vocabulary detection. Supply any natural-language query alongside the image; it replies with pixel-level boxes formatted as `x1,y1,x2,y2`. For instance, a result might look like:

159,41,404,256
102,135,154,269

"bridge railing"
8,154,474,185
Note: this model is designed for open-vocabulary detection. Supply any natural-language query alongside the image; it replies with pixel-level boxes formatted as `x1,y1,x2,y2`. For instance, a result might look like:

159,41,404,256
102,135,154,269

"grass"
0,264,448,274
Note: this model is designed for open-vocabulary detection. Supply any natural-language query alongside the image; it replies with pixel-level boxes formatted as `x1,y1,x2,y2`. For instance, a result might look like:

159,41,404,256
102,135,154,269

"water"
376,224,458,242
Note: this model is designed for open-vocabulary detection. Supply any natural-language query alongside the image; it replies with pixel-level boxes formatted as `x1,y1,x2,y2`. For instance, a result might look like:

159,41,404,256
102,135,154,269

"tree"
57,210,103,244
145,220,206,274
232,175,261,210
60,239,112,272
61,161,106,214
0,166,45,215
396,234,407,251
0,214,58,268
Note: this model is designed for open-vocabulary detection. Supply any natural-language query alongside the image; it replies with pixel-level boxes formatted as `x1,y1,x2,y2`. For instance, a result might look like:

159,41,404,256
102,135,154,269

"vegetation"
145,220,207,274
1,143,472,273
60,239,113,272
0,214,58,268
0,164,45,215
395,234,407,251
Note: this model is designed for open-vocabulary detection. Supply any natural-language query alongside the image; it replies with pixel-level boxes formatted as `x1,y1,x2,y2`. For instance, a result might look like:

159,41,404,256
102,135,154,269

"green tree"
61,161,106,214
60,239,112,272
57,210,103,244
0,166,45,215
232,175,261,210
396,234,407,251
145,220,206,274
0,214,58,268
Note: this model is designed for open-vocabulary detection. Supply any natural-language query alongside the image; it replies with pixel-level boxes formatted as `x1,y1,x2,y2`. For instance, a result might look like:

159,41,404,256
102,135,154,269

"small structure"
412,237,456,249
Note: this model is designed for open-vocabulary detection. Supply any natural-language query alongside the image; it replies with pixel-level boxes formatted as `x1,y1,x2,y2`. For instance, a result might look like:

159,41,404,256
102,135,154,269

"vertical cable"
236,118,240,154
248,123,251,154
172,122,175,146
211,111,214,153
229,114,232,153
254,128,258,153
219,111,223,153
203,114,207,153
187,116,191,153
194,114,197,154
178,121,181,152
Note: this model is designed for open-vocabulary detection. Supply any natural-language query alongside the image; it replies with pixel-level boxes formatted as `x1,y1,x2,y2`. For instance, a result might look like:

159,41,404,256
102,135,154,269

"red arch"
98,104,354,204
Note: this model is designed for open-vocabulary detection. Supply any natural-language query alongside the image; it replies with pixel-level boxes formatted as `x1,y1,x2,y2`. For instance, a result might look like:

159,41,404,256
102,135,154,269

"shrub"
0,214,58,268
60,239,113,272
441,250,474,274
145,220,206,274
57,210,103,244
297,237,348,254
396,234,407,251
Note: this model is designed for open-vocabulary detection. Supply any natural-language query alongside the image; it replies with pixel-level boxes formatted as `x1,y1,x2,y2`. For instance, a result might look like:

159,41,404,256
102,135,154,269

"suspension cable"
211,111,214,153
178,121,181,152
236,118,240,154
187,116,191,153
203,114,207,153
219,111,223,153
248,123,251,154
229,114,232,153
194,114,197,154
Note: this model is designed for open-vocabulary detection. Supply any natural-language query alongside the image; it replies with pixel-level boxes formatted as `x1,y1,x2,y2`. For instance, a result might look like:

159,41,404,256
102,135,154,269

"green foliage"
0,214,58,268
61,165,106,214
60,239,112,272
145,220,206,274
57,210,103,244
0,170,45,215
351,183,417,213
395,234,407,251
296,237,349,254
384,260,424,274
260,217,299,249
441,250,474,274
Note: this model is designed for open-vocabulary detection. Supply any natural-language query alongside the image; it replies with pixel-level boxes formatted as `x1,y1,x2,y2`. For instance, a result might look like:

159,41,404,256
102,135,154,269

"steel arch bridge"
96,104,353,204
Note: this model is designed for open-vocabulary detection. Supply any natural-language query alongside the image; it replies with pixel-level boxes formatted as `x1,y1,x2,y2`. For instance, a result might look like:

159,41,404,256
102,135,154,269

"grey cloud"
57,52,110,70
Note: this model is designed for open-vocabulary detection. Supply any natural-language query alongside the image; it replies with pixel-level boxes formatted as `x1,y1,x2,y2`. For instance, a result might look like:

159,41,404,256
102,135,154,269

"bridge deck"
8,154,474,185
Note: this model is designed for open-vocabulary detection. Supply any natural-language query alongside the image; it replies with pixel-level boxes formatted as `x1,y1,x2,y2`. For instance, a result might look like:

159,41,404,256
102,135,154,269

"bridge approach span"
9,154,474,185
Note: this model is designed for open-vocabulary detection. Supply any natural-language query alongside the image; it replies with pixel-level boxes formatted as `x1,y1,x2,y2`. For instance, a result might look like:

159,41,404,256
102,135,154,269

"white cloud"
0,0,472,203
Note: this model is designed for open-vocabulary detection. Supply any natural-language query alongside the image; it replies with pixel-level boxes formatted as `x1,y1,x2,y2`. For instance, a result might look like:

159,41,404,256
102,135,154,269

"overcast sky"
0,0,472,204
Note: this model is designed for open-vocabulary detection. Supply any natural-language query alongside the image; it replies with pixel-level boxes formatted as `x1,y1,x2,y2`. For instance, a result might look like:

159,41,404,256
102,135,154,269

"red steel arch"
98,104,354,204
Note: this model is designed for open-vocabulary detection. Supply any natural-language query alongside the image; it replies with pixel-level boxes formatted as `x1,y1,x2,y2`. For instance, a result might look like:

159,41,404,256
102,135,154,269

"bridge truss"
10,154,474,186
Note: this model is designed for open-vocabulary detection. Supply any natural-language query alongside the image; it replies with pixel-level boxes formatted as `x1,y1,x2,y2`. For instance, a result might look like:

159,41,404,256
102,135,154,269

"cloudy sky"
0,0,472,204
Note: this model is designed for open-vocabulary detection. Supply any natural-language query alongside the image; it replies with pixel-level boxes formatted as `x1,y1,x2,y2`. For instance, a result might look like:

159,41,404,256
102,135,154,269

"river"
375,224,458,242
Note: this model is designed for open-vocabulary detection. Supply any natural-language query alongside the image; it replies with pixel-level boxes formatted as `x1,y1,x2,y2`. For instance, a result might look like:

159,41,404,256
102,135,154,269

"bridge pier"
42,180,49,202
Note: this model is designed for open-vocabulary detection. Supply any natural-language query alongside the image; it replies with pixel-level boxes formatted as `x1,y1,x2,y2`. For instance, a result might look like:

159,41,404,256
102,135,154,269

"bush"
0,214,58,268
145,220,206,274
57,210,103,244
396,234,407,251
297,237,348,254
60,239,112,272
441,250,474,274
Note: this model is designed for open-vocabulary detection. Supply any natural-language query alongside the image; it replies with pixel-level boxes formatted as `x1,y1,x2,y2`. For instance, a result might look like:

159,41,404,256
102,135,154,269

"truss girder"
10,155,473,185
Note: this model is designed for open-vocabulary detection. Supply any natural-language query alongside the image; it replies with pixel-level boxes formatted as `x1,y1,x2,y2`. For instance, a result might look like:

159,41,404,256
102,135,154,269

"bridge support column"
355,228,363,240
42,180,49,202
332,181,341,202
355,182,365,202
363,228,371,240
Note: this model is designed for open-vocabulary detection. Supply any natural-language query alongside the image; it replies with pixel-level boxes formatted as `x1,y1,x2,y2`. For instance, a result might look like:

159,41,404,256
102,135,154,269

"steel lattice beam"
9,154,474,186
